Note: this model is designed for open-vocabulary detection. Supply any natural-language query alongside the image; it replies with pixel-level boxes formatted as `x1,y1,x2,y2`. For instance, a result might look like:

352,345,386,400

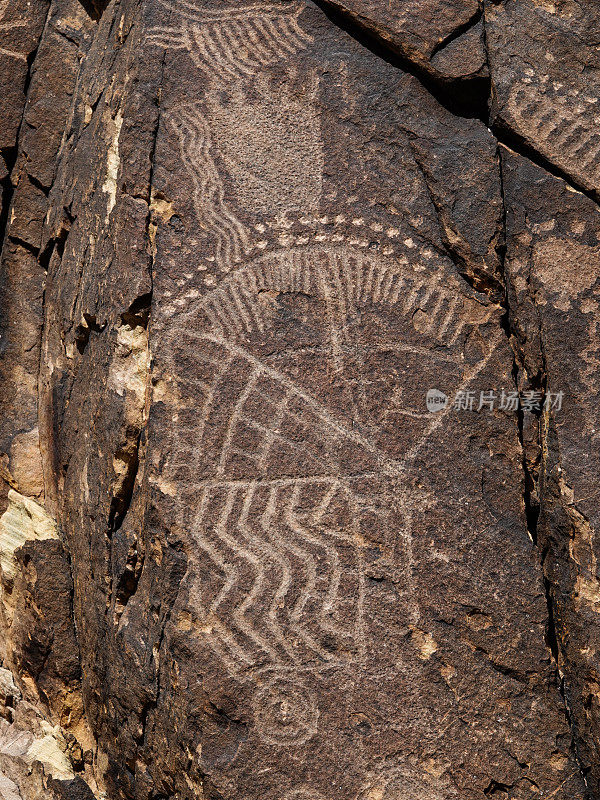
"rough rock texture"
1,1,600,799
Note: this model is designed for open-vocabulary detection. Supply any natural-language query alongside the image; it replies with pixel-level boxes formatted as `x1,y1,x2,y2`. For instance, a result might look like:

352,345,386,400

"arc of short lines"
190,26,244,82
217,368,263,477
218,20,272,74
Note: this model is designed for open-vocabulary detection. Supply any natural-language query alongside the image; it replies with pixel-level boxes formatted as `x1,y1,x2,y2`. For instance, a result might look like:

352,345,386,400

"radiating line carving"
147,0,313,82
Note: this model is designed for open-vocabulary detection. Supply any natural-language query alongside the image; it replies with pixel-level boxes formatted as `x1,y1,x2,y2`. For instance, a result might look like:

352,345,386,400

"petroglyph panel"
162,240,501,746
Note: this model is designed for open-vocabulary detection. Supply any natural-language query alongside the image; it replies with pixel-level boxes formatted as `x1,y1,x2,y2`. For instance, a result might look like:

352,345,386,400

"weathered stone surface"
502,147,600,795
316,0,487,84
2,1,600,799
486,0,600,197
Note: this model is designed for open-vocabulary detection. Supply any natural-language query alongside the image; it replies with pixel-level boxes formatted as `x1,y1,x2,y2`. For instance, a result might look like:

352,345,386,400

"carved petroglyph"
508,79,600,189
156,0,501,748
147,0,313,82
252,668,319,745
164,242,500,744
193,246,494,347
151,1,319,268
356,764,459,800
0,0,27,61
169,106,252,267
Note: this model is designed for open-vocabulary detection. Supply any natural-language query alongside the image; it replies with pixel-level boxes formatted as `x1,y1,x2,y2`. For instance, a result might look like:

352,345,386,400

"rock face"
0,1,599,799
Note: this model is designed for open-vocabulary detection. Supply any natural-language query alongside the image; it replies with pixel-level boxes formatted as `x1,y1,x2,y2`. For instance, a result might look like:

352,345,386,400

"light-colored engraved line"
274,250,287,292
217,368,263,477
379,268,396,303
279,484,339,660
211,23,257,78
235,277,265,333
260,486,301,663
550,119,586,149
235,484,286,662
198,332,401,473
211,291,244,333
420,290,445,335
225,446,263,464
258,16,301,56
339,249,354,308
351,253,363,302
251,16,294,59
400,276,425,316
156,0,308,26
272,17,312,52
415,272,439,309
187,472,386,491
210,484,288,664
344,489,366,661
190,353,234,449
307,483,366,656
577,134,600,168
240,413,335,476
388,274,407,305
316,252,345,370
191,488,254,669
288,13,314,44
302,250,312,294
202,296,227,333
198,26,243,81
399,330,504,471
288,251,300,292
256,389,291,471
235,18,276,64
448,317,468,345
226,283,254,332
303,483,343,633
215,22,263,75
437,294,460,338
361,259,376,303
372,265,390,304
0,43,27,61
326,250,348,329
145,26,189,50
171,107,249,266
